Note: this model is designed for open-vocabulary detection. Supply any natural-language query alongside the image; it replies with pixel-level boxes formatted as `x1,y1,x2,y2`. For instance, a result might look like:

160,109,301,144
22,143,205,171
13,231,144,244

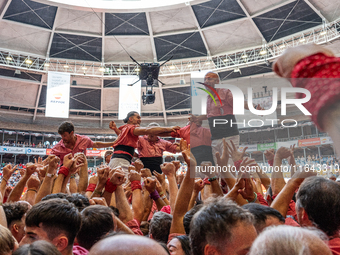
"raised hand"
63,153,75,170
141,168,152,178
155,179,163,194
180,139,197,167
89,175,98,185
90,197,108,206
134,159,144,173
160,162,176,177
229,140,247,162
171,126,181,132
239,157,257,173
27,175,40,190
153,171,165,184
97,166,110,186
275,147,292,160
216,138,230,166
172,160,181,171
109,121,117,130
264,149,275,161
110,167,126,186
25,163,37,177
194,178,204,193
144,177,157,194
129,170,141,182
2,164,17,181
4,186,12,197
46,155,60,174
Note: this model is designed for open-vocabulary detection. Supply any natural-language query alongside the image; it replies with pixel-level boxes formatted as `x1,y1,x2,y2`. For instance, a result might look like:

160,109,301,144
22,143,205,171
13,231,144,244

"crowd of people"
1,141,50,148
0,43,339,255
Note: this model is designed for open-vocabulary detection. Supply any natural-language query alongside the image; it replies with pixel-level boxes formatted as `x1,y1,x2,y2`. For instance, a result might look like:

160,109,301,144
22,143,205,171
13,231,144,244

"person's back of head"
189,197,256,255
89,234,168,255
296,176,340,236
3,202,29,242
24,198,81,251
42,193,90,212
249,225,332,255
149,211,173,243
0,225,15,255
77,205,115,250
183,204,203,235
13,240,61,255
242,203,285,233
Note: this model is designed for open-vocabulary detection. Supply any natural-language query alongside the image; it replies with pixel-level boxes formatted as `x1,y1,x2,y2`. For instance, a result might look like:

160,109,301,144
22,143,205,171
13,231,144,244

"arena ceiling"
0,0,339,130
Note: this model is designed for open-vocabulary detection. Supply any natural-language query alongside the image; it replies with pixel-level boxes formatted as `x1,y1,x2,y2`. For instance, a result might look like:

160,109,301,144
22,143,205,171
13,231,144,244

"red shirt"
51,134,93,164
329,238,340,255
113,124,139,148
190,122,211,148
137,136,177,157
207,88,234,118
126,218,143,236
171,125,190,144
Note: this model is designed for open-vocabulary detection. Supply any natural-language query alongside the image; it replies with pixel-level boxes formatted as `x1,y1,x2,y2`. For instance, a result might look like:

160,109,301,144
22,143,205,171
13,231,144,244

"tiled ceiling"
0,0,333,62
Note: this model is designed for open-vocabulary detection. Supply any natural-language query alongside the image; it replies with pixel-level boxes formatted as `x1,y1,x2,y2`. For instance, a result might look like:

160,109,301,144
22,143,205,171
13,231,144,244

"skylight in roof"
44,0,196,10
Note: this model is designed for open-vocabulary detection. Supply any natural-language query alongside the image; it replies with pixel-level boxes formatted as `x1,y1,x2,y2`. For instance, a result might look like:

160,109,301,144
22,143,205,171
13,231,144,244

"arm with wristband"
144,177,166,211
35,156,59,204
0,164,17,198
188,178,204,211
161,162,178,213
129,170,144,223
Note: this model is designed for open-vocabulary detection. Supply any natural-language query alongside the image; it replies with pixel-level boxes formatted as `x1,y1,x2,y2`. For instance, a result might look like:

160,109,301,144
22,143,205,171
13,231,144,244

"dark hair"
149,211,173,243
25,199,81,247
159,242,170,255
77,205,115,250
173,235,191,255
13,240,61,255
242,203,285,232
109,206,120,217
123,111,138,123
183,204,203,235
42,193,90,212
3,202,30,227
58,122,74,134
189,198,254,255
297,176,340,236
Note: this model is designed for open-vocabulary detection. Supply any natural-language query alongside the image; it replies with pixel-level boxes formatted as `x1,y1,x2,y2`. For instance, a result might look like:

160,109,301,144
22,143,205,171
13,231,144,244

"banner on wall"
0,147,25,154
257,143,277,151
320,136,333,145
46,71,71,118
26,148,46,155
118,75,141,120
298,138,321,147
277,140,299,148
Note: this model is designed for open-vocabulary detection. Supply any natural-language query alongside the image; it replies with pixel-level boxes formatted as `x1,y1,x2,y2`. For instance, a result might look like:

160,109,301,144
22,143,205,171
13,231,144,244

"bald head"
89,235,168,255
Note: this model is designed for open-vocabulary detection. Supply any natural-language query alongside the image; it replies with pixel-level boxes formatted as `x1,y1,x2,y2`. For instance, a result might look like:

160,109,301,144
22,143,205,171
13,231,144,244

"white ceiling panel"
203,19,262,55
104,37,153,62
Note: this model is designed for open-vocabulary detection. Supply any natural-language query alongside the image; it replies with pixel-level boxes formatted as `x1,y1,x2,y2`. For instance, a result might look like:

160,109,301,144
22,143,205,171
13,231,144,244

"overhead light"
44,63,50,67
170,65,175,70
299,38,305,42
279,44,285,49
241,54,247,59
117,68,122,72
15,69,21,75
320,30,327,35
234,67,240,73
81,66,87,70
64,65,69,69
25,59,32,64
223,59,229,62
6,56,12,61
260,50,267,55
135,68,140,71
205,62,210,65
99,66,105,72
187,64,193,67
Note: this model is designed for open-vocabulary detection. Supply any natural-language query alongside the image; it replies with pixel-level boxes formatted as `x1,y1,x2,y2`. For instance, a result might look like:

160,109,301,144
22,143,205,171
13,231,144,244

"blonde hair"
0,225,15,255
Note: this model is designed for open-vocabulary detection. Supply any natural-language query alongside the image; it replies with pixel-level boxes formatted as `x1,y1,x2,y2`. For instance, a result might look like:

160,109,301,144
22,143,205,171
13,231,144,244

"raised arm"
92,141,115,148
109,121,121,135
129,170,144,223
35,156,60,203
0,164,17,197
8,163,36,202
133,126,180,136
160,162,178,213
170,139,196,234
272,147,291,196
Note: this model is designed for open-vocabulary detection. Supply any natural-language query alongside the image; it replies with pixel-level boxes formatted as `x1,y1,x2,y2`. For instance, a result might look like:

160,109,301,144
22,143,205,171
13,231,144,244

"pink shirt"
137,136,177,158
171,125,190,144
113,124,138,148
207,88,234,118
190,122,211,148
329,238,340,255
51,134,93,164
